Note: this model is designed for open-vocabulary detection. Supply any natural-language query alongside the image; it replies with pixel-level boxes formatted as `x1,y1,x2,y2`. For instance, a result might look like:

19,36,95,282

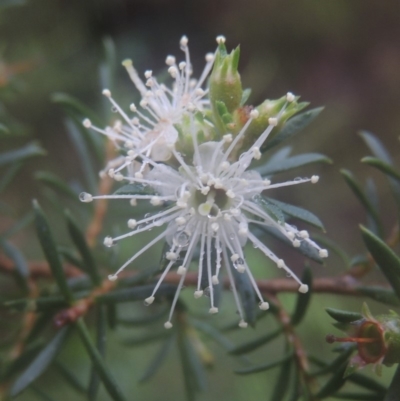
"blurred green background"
1,0,400,400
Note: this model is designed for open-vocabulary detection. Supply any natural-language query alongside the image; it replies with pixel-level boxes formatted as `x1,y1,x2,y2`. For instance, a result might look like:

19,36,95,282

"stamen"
326,334,378,344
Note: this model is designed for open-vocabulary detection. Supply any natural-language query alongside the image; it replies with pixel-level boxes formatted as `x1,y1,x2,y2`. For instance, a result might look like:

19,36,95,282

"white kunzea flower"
82,35,216,177
81,93,328,329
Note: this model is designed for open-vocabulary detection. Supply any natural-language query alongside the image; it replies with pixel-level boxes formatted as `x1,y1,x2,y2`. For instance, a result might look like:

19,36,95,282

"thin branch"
269,295,319,401
0,255,82,279
0,254,387,296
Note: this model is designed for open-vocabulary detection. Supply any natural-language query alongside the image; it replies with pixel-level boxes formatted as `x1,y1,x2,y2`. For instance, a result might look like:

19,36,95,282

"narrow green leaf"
309,356,386,394
235,352,292,375
26,311,56,344
252,195,285,223
360,225,400,300
357,286,400,307
266,146,292,165
263,107,324,151
51,93,102,126
58,246,85,271
313,234,350,266
106,303,117,330
117,266,160,288
316,361,347,398
359,131,400,211
190,317,252,365
288,365,300,401
325,308,363,323
333,392,382,400
0,239,29,291
3,294,82,313
240,88,252,106
232,265,257,326
177,326,207,401
1,211,34,239
114,183,156,196
365,178,380,235
9,327,70,397
138,334,175,383
98,284,177,304
291,268,312,325
117,306,168,326
65,118,98,194
383,364,400,401
311,347,354,377
0,142,45,168
121,331,171,347
269,358,292,401
362,156,400,181
349,374,386,395
190,319,235,352
99,37,117,113
0,162,23,193
257,225,323,263
2,340,45,381
65,210,101,285
229,328,282,355
359,131,392,163
31,385,58,401
350,254,369,267
33,200,74,303
341,170,383,237
257,153,331,176
55,361,86,394
35,172,79,201
88,305,107,401
75,319,127,401
266,198,325,230
0,122,10,133
220,307,272,332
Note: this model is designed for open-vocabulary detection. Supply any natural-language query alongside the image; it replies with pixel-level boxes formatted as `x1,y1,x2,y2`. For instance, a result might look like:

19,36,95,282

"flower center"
194,187,230,217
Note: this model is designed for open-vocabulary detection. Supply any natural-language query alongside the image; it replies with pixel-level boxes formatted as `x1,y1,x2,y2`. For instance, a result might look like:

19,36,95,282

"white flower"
82,35,216,178
81,93,328,329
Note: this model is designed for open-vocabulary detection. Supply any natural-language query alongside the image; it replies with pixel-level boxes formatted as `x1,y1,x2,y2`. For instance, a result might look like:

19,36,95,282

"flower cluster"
80,36,328,328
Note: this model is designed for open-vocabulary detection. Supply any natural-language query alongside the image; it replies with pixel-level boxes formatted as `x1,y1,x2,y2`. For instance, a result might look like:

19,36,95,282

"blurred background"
1,0,400,400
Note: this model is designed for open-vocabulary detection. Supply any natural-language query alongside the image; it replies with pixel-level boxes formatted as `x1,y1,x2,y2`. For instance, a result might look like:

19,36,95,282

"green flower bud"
326,303,400,377
242,96,308,147
209,38,242,132
173,111,218,161
224,96,307,156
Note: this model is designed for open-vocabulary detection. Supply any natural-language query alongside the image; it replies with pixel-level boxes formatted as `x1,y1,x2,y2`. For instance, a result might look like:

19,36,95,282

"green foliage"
0,7,399,399
262,107,324,152
9,327,71,397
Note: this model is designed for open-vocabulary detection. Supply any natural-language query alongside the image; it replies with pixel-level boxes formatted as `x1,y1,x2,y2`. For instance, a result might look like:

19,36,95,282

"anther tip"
239,320,248,328
102,89,111,97
216,35,226,44
122,59,132,67
82,118,91,128
326,334,336,344
299,284,309,294
286,92,295,102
